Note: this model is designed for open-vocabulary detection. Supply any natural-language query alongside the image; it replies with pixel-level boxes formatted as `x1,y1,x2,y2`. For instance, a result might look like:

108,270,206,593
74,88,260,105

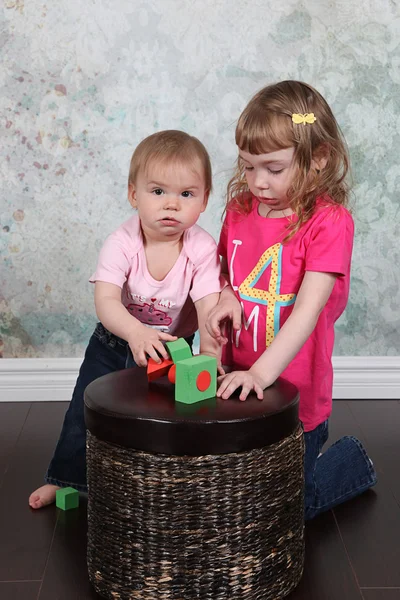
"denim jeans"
304,419,377,520
45,323,193,491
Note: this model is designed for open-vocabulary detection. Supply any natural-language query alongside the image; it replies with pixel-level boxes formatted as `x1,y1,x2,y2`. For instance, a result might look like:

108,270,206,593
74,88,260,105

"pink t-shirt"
218,195,354,432
90,215,224,339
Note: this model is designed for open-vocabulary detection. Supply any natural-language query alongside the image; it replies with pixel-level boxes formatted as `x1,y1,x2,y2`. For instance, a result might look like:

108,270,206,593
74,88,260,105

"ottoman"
84,367,304,600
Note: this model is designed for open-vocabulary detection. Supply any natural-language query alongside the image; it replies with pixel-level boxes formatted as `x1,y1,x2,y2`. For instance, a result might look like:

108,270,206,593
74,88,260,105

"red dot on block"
196,370,211,392
168,364,176,384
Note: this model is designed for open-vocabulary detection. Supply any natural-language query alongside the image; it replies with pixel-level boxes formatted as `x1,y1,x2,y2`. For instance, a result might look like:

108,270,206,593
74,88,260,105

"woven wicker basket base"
87,424,304,600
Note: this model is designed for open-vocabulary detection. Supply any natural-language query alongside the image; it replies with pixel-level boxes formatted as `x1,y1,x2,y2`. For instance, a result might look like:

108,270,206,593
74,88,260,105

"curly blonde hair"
227,80,350,240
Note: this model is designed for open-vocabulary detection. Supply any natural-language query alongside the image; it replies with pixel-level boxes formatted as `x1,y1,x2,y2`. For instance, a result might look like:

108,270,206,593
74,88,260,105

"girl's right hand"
128,325,177,367
206,289,242,344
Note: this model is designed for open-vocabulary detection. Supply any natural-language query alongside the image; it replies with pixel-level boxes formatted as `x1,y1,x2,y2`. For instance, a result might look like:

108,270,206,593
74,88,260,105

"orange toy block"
147,357,174,381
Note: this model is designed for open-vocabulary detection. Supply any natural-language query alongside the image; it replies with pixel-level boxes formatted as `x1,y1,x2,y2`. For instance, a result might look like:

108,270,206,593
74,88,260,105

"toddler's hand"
198,351,226,376
217,370,264,401
206,294,242,344
128,325,177,367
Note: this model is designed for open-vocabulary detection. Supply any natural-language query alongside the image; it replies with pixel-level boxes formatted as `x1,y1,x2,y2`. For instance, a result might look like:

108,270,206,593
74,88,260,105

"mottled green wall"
1,1,399,357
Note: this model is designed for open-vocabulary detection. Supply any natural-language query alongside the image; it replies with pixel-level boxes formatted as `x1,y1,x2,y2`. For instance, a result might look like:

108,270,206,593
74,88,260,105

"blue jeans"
304,419,377,520
45,323,193,491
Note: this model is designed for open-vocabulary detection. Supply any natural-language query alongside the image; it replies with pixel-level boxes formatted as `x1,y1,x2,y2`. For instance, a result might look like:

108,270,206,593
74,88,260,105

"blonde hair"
128,130,212,192
227,80,350,240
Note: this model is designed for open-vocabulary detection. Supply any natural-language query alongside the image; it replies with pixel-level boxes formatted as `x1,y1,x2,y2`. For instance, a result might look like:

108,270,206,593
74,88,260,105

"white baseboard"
332,356,400,399
0,358,82,402
0,356,399,402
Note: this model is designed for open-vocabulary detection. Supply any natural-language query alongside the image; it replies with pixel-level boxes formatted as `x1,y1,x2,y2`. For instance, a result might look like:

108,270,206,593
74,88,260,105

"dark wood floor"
0,400,399,600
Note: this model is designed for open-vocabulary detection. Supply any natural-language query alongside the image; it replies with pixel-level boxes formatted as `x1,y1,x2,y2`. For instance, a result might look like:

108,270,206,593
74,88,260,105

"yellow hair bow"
292,113,317,125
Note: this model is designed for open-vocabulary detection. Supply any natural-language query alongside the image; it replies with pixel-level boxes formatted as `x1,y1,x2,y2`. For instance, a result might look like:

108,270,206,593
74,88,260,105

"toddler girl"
29,130,224,509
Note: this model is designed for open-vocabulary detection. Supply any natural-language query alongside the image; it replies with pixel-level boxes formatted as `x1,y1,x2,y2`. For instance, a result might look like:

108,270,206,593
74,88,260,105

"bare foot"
29,484,60,509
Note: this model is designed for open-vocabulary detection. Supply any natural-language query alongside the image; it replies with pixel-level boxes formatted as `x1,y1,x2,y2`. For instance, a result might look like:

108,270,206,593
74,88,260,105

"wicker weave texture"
87,425,304,600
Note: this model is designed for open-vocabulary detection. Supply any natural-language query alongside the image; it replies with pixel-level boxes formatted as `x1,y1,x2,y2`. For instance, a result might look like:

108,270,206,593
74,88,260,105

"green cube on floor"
165,338,192,363
56,487,79,510
175,355,217,404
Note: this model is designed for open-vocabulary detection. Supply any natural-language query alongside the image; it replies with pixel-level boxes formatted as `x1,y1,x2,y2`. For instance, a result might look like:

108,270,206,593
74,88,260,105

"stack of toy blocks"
147,339,217,404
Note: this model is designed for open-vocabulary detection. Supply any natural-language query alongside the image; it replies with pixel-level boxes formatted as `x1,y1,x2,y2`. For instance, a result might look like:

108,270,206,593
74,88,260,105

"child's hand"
206,289,242,344
200,351,226,376
128,325,177,367
217,369,264,401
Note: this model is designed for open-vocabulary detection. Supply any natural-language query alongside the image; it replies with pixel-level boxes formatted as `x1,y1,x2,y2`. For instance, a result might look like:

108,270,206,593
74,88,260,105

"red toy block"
147,357,173,381
168,364,176,384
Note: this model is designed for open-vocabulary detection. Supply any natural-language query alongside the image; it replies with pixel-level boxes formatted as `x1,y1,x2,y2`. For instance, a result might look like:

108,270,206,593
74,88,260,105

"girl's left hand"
199,352,226,376
217,370,264,401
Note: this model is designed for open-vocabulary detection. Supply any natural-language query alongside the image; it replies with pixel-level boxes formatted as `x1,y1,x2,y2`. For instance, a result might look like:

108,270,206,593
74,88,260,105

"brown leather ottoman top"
84,367,300,456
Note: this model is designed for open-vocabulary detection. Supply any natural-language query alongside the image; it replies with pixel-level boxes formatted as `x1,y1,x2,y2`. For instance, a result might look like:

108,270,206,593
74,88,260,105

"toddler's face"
129,160,208,241
239,147,296,217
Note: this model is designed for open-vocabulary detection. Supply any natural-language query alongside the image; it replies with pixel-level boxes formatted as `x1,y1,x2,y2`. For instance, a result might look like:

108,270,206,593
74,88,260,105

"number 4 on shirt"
238,242,296,346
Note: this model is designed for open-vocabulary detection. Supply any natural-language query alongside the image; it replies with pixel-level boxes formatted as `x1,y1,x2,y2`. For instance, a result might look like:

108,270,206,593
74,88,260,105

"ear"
128,183,137,209
201,190,210,213
311,143,329,171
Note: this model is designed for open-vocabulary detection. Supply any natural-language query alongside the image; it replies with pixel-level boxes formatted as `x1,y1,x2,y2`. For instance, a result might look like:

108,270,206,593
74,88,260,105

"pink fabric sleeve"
188,232,225,303
89,231,134,288
305,207,354,276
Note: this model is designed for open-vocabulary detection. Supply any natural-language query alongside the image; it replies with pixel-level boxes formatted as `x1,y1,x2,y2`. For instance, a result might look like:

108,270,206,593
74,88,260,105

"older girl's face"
239,147,296,217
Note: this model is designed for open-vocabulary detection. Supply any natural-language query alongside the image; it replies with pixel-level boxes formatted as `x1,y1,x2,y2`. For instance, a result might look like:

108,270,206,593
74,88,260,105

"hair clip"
292,113,317,125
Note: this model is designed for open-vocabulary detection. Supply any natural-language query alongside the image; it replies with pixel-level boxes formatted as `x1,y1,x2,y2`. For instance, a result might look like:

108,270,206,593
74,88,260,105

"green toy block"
165,338,192,363
175,355,217,404
175,395,217,416
56,487,79,511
